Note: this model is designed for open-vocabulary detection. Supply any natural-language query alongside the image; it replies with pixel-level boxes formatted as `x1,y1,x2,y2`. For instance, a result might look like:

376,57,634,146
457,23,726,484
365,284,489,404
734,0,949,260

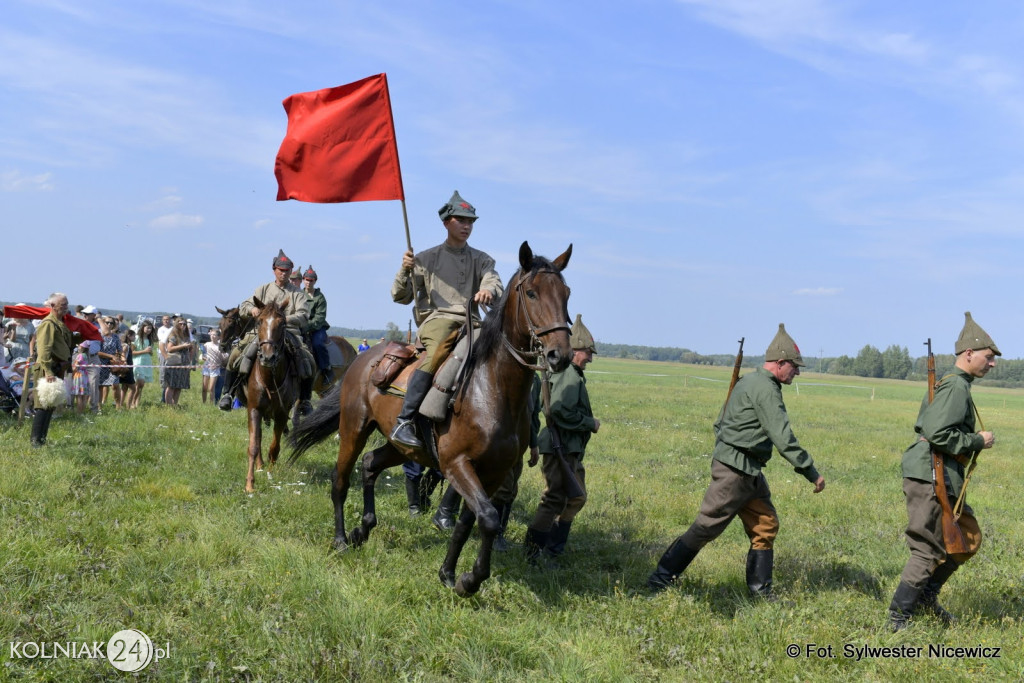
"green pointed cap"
438,190,478,221
569,314,596,353
764,323,804,366
954,311,1000,356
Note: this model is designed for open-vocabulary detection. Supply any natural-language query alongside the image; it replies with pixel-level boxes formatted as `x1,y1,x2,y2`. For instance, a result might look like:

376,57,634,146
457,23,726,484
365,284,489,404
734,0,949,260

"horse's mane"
467,254,565,374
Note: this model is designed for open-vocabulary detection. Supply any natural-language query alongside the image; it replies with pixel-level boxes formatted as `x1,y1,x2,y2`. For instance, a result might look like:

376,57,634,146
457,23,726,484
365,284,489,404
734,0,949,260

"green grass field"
1,358,1022,681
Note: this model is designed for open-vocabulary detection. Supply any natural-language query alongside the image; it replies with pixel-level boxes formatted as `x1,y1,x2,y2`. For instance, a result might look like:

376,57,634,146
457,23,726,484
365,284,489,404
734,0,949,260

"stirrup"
390,418,423,448
218,394,234,411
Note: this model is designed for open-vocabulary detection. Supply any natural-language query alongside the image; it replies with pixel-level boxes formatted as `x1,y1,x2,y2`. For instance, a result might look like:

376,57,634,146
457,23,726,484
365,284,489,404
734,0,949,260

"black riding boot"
918,560,959,625
431,485,462,531
493,502,514,552
30,408,51,448
546,519,573,557
405,476,423,516
746,548,775,600
297,377,314,417
647,537,700,592
218,370,239,411
390,370,434,449
524,527,551,566
887,581,922,632
418,468,442,512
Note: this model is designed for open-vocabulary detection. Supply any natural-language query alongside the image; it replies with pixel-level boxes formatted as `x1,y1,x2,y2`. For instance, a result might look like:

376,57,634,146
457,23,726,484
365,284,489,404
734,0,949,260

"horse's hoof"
331,537,349,552
349,529,366,547
438,567,456,589
454,572,480,597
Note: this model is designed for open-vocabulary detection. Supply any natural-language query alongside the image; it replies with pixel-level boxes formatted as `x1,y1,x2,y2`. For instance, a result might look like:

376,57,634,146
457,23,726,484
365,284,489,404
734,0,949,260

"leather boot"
405,476,422,516
390,370,434,449
218,370,238,411
647,537,700,592
918,560,958,625
431,485,462,531
746,548,775,600
297,377,314,417
524,527,550,566
30,408,49,448
493,502,514,552
321,367,335,385
887,581,922,632
546,519,573,557
418,468,442,512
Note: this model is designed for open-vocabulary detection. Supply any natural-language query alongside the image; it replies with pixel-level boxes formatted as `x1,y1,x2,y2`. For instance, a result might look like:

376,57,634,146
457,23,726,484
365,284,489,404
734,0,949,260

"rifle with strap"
541,369,586,500
924,338,969,556
716,338,744,427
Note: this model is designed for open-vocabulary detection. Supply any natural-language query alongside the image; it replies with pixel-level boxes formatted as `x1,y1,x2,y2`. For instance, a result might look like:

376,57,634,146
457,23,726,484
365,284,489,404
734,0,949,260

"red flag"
275,73,405,203
3,305,102,342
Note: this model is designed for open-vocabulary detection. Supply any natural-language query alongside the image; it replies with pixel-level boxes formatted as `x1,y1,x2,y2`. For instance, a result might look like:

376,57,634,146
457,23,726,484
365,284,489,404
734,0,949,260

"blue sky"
4,1,1023,358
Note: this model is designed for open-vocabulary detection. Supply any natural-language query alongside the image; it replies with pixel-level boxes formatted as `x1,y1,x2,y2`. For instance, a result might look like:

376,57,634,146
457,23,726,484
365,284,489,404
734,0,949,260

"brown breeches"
680,459,779,551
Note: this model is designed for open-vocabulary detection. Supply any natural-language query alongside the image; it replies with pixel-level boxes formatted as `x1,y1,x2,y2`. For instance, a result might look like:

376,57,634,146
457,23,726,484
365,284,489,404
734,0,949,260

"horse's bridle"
220,312,255,354
500,268,570,372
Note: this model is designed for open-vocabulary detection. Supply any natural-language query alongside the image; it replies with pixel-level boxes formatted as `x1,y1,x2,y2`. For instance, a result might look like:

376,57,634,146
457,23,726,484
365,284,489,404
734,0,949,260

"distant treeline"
595,341,1024,388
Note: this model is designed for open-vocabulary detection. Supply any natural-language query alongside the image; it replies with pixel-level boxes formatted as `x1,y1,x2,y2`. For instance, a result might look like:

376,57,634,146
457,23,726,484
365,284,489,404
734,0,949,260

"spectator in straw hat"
886,312,998,632
647,323,826,599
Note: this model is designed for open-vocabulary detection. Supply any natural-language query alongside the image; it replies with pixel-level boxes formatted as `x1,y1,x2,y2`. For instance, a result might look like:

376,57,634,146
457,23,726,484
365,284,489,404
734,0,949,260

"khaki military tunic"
240,281,309,334
391,243,503,327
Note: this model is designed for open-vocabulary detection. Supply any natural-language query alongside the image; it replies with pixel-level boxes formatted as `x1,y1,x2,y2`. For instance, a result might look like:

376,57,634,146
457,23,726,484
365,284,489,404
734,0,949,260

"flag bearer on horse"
218,249,316,415
302,265,334,385
389,190,503,449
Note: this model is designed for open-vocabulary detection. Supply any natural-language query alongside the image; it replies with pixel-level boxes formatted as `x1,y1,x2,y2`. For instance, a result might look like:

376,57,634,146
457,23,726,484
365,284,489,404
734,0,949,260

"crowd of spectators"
2,303,228,415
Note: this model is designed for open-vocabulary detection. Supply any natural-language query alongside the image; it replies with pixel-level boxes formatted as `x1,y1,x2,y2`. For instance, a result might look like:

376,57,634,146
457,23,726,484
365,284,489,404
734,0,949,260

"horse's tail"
287,380,342,463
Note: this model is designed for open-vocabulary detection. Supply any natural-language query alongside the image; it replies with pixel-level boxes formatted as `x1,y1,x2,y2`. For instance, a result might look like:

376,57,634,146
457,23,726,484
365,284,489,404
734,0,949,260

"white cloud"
1,170,54,191
793,286,842,296
149,213,203,230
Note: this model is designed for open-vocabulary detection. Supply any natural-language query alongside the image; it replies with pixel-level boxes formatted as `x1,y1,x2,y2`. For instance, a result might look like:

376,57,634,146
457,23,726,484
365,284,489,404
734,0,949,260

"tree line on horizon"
595,341,1024,388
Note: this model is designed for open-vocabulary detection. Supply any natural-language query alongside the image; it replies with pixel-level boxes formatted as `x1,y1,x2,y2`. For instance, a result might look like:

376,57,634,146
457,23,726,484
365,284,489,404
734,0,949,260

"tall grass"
1,359,1021,681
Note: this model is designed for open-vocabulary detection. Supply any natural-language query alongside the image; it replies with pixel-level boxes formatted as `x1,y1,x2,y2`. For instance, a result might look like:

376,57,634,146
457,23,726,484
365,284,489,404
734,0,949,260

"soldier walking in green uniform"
219,249,316,415
887,312,998,631
648,324,826,598
524,314,600,562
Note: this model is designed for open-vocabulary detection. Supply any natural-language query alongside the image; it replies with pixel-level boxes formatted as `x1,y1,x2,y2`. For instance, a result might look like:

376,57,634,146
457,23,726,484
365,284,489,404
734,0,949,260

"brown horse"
289,241,573,596
240,298,298,493
215,305,356,396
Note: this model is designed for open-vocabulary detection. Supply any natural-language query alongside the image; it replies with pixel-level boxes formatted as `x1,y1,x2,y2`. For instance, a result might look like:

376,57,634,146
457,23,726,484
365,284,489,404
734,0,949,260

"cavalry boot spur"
647,538,700,592
390,370,433,449
431,485,462,531
887,581,922,632
746,548,775,601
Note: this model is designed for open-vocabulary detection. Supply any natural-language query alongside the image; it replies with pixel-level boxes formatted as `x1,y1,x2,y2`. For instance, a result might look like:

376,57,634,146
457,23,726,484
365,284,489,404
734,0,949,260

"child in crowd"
69,342,90,414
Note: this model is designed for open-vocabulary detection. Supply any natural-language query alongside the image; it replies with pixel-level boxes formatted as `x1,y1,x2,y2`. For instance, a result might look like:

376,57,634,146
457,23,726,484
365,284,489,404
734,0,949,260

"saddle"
370,333,476,422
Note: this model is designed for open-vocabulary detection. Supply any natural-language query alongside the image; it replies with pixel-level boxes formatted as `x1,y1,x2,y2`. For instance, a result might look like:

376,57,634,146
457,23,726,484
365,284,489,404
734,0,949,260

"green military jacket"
538,362,595,457
33,312,74,380
712,367,819,483
902,368,983,496
306,287,329,331
391,242,503,326
240,281,309,334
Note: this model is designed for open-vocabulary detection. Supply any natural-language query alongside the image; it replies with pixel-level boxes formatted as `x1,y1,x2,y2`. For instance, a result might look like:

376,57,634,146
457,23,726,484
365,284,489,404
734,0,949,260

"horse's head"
215,306,242,353
508,241,573,372
253,297,288,367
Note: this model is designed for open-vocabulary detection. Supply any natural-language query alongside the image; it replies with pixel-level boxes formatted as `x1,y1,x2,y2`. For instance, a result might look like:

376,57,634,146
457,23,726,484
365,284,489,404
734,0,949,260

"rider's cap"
438,190,478,222
273,249,294,270
569,314,596,353
303,265,317,281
